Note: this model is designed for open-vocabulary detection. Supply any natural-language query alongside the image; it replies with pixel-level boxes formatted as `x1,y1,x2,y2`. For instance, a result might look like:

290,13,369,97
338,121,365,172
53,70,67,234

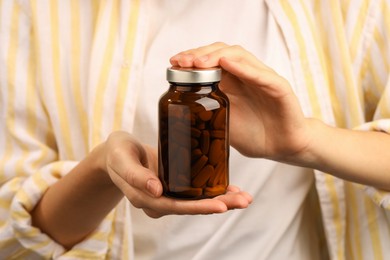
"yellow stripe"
29,239,52,256
367,57,385,97
364,196,384,260
91,0,100,24
0,198,11,209
2,2,19,178
92,0,119,146
62,249,105,259
122,219,130,260
368,188,390,210
330,0,362,127
8,177,24,191
280,1,322,118
384,1,390,37
372,27,389,72
324,175,344,259
15,189,34,210
313,1,346,127
90,231,110,241
70,0,88,152
24,41,55,171
12,22,39,178
349,0,369,61
0,4,19,181
340,0,351,21
32,172,49,191
30,0,59,171
107,208,118,258
49,0,74,159
358,28,387,95
16,226,41,239
0,178,24,210
24,42,39,153
113,0,140,131
345,183,363,260
0,236,19,250
378,90,390,118
300,0,331,104
359,42,387,118
9,250,46,260
46,161,66,179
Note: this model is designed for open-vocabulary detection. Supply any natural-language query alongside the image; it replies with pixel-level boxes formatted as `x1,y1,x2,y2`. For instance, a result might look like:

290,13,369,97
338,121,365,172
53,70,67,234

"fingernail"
146,179,160,197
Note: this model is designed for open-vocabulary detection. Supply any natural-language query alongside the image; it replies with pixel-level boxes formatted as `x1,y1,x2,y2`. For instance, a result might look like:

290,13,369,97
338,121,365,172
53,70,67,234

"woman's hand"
170,42,390,190
32,130,251,250
103,131,252,218
170,42,313,162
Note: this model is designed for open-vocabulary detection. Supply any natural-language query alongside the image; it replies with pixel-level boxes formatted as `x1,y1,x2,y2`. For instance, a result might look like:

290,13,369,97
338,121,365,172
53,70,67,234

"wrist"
88,142,122,192
281,118,326,168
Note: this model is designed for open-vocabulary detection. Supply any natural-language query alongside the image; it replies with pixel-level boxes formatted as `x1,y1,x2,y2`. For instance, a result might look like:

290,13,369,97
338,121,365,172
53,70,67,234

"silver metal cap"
166,67,221,83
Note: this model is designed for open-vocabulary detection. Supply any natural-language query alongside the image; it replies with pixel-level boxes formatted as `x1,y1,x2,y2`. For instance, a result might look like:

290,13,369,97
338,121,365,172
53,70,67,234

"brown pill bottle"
158,67,229,199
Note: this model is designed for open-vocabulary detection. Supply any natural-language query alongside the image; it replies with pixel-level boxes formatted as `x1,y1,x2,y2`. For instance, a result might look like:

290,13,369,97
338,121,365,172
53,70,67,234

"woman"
1,1,389,259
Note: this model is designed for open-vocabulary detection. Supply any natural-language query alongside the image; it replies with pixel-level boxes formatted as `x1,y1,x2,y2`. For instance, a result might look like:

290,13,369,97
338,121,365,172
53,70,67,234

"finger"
142,190,253,218
195,45,269,69
215,191,253,209
141,196,229,218
226,185,241,193
220,57,291,98
226,185,253,203
107,149,162,197
170,42,228,67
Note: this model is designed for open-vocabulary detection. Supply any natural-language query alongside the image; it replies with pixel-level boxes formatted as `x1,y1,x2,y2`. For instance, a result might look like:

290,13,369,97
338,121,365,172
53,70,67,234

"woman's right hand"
102,131,252,218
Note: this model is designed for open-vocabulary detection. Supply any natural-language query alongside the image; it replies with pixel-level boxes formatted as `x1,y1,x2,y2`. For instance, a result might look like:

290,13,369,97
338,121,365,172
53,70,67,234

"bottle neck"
169,82,219,93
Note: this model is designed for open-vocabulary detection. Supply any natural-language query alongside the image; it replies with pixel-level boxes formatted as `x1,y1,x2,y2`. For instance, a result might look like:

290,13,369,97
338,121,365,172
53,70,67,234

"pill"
191,127,201,137
191,149,203,162
214,162,227,185
198,110,213,121
200,130,210,154
191,138,199,148
191,155,208,177
209,139,224,166
170,186,203,198
197,122,206,130
204,185,226,197
212,108,226,130
192,165,214,188
210,130,225,139
207,167,219,187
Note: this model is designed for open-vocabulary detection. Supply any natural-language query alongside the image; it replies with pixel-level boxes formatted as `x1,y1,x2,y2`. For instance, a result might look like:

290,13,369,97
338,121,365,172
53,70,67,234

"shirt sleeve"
355,1,390,210
0,1,112,258
357,81,390,210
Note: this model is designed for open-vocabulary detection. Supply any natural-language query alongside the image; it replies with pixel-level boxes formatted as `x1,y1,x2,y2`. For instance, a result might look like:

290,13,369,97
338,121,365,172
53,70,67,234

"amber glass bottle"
158,67,229,199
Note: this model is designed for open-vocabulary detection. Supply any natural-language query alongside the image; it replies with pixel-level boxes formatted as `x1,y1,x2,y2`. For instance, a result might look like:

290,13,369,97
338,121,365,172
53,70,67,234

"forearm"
31,144,124,249
289,119,390,190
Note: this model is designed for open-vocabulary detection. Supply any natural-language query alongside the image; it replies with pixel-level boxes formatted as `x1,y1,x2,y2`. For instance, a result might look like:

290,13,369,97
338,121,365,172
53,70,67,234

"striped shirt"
1,0,390,259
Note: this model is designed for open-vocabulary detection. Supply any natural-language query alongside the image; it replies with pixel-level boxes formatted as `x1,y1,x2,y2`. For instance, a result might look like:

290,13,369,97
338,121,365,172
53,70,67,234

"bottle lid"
167,67,221,83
